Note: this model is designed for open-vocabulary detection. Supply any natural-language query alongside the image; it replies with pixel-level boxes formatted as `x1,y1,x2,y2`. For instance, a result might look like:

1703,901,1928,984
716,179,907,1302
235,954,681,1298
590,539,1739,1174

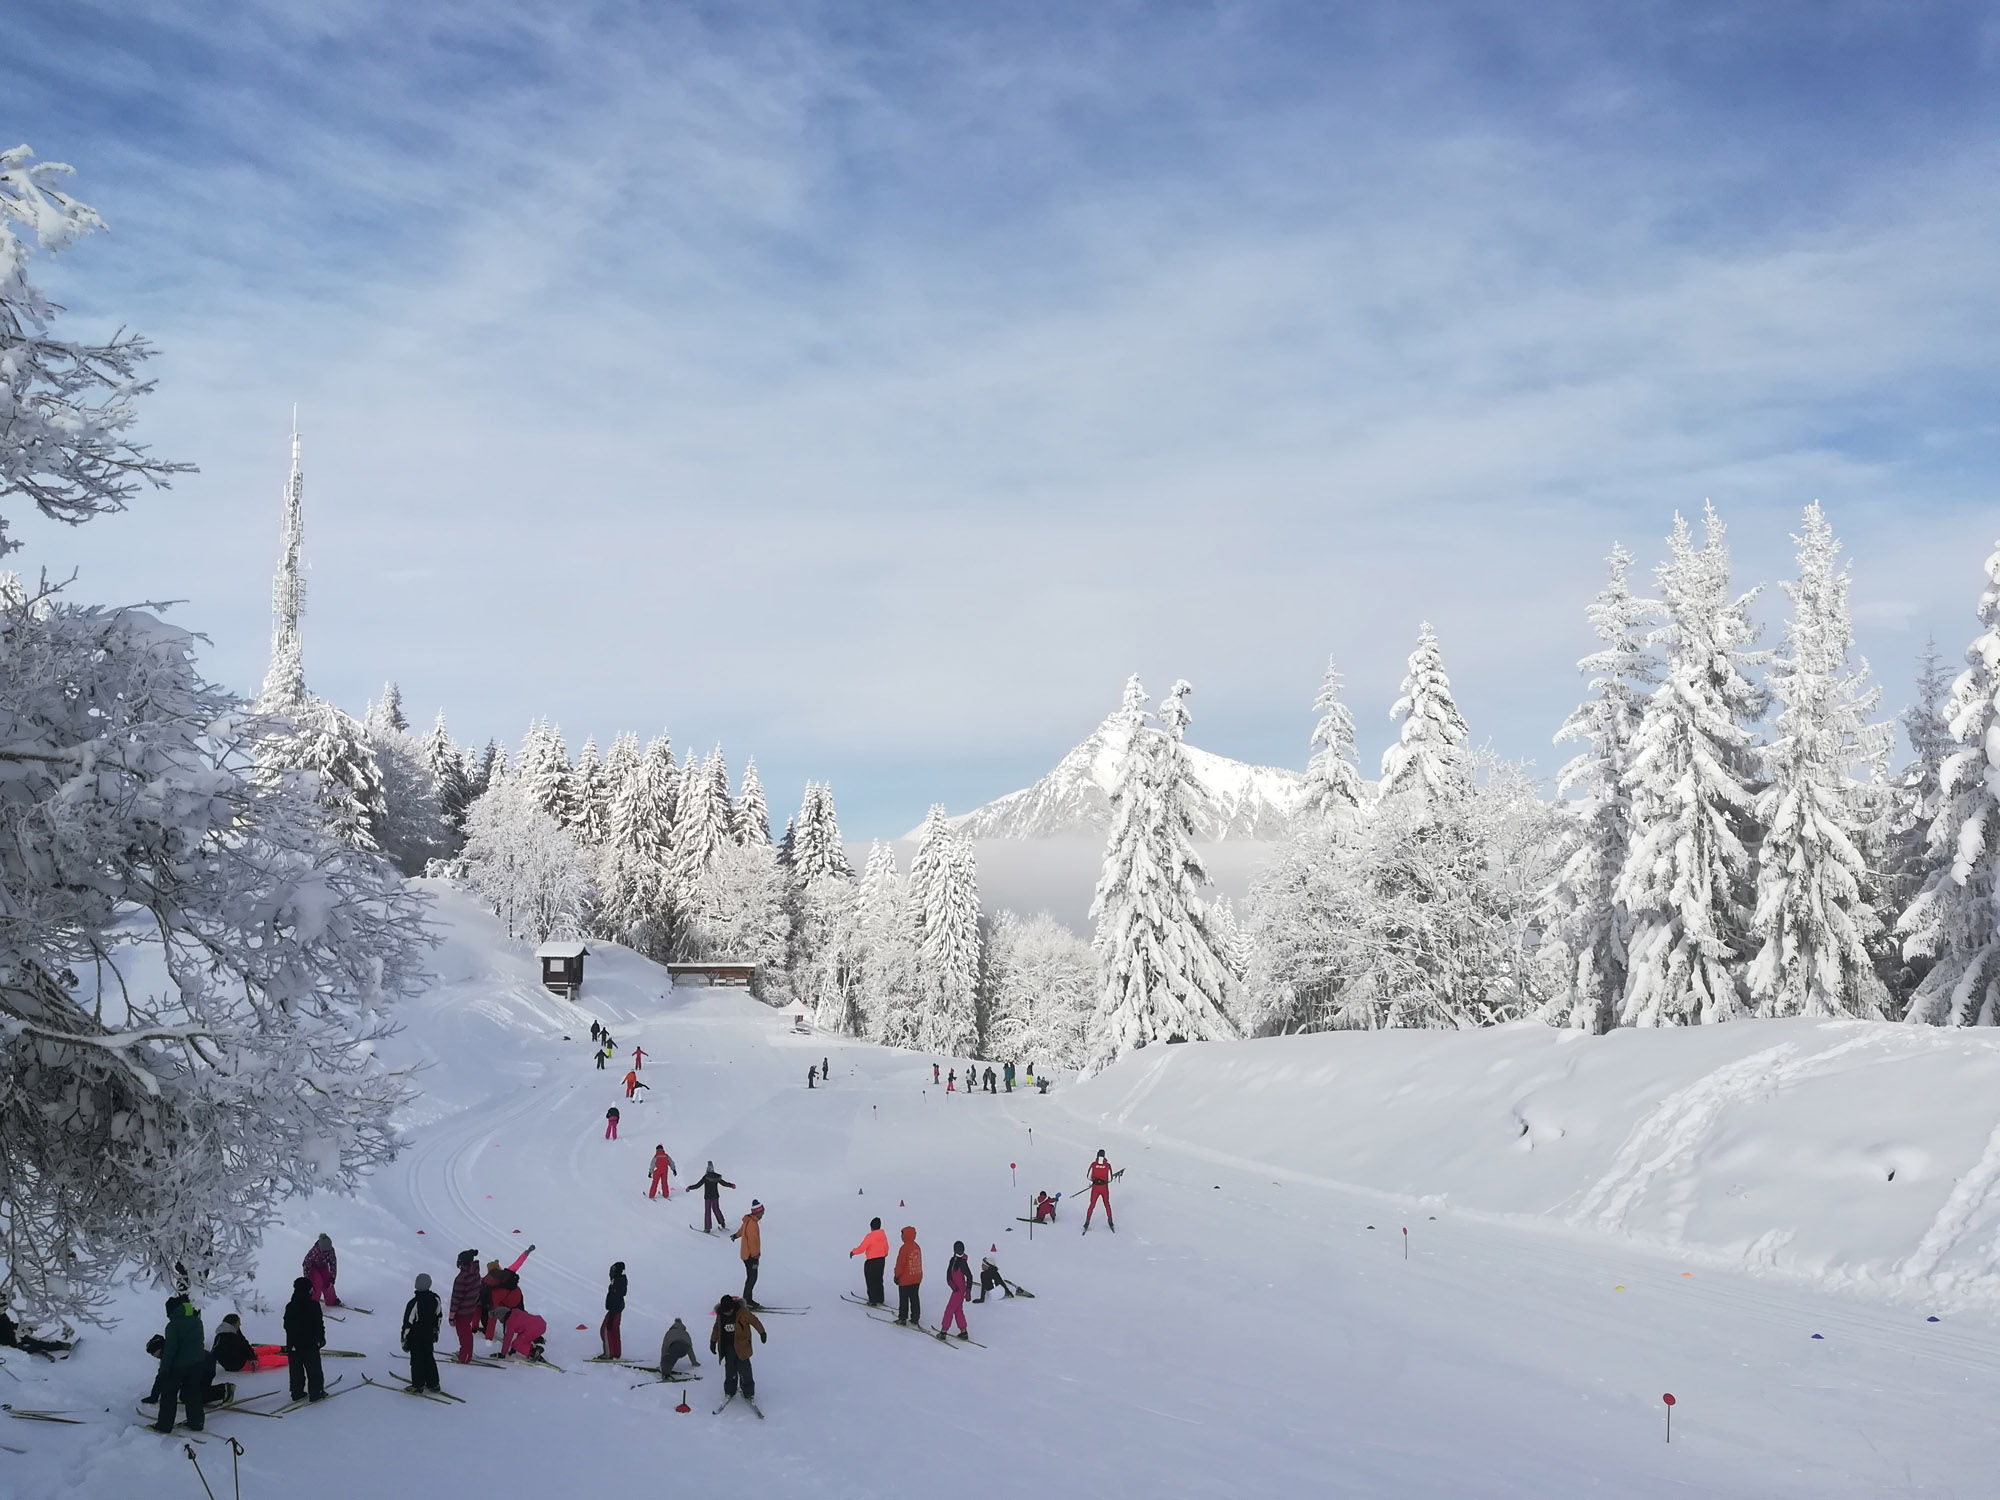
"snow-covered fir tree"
1898,542,2000,1025
1616,506,1768,1026
984,911,1095,1069
672,747,732,892
461,775,594,943
1745,505,1892,1020
420,711,473,841
1378,623,1471,807
791,781,854,881
1302,657,1365,821
573,736,612,848
791,873,863,1033
856,841,917,1044
365,680,409,736
683,841,791,990
1084,678,1237,1071
519,721,581,831
1543,545,1657,1032
470,739,502,800
364,715,450,877
1881,640,1954,980
600,733,680,958
909,806,982,1054
734,757,771,846
776,817,797,869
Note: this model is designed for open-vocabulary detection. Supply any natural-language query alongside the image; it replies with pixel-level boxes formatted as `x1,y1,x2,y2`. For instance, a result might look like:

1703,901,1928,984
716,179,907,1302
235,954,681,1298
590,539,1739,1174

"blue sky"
8,0,2000,837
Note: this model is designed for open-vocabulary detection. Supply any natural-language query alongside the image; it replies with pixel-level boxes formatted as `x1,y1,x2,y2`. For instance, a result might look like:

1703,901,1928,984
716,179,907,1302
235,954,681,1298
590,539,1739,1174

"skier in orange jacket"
848,1217,889,1306
893,1227,923,1326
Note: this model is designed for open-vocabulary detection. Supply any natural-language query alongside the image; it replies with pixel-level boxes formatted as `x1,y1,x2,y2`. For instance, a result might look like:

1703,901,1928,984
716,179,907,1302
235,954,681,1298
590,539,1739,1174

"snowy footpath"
10,886,2000,1498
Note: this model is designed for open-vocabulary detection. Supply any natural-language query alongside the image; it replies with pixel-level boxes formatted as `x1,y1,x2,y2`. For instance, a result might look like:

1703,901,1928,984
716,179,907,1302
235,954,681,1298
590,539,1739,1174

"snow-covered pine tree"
1543,545,1657,1032
1881,641,1954,954
686,841,791,993
671,747,731,892
600,733,681,957
520,722,581,830
1302,657,1365,820
365,681,409,736
364,717,449,877
912,816,982,1054
420,711,472,838
734,757,772,846
1617,505,1768,1027
1084,678,1238,1072
0,146,190,557
790,873,863,1033
259,697,388,853
573,736,611,847
1379,623,1471,807
1898,542,2000,1025
776,817,797,869
857,841,917,1044
1746,505,1892,1020
601,730,642,801
791,782,854,881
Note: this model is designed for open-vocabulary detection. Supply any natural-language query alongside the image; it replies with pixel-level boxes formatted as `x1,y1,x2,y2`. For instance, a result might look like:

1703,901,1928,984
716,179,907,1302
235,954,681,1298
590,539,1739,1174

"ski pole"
227,1435,245,1500
185,1443,218,1500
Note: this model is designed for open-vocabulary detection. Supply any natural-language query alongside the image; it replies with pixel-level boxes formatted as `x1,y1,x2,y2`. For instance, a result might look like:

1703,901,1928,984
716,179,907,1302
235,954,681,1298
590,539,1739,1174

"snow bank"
1061,1017,2000,1304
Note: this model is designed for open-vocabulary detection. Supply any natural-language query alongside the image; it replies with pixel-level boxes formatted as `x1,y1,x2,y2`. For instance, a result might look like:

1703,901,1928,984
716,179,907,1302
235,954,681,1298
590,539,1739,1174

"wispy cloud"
9,0,2000,833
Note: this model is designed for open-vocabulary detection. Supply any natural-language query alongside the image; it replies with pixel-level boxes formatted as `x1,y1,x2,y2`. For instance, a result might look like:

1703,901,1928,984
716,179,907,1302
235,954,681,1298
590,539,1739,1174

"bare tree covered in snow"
1898,542,2000,1025
1616,507,1768,1026
1085,679,1237,1071
984,911,1094,1068
1542,546,1657,1032
461,776,594,943
1745,505,1892,1019
0,147,191,555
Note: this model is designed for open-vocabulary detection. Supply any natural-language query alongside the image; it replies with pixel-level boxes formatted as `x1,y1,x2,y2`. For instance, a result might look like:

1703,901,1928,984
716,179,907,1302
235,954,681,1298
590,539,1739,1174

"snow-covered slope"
932,711,1305,839
1062,1019,2000,1303
16,886,2000,1500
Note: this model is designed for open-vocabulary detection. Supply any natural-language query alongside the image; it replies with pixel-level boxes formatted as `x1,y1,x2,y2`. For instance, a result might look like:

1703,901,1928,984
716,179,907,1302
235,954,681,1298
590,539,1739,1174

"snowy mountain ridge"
923,711,1308,840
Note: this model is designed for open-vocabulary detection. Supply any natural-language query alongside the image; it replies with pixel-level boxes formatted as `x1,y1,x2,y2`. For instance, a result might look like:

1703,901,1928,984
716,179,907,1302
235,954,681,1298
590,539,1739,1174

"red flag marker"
1402,1227,1409,1260
1011,1162,1017,1187
1662,1393,1676,1443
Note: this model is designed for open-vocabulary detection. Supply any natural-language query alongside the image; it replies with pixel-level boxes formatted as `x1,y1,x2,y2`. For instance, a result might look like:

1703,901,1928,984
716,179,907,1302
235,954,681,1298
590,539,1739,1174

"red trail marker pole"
1011,1162,1017,1188
1402,1227,1408,1260
1662,1393,1676,1443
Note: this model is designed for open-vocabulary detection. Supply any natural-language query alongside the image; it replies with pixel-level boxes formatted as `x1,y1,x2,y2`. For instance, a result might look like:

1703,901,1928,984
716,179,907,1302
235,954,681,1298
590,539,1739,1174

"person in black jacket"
600,1262,627,1360
402,1273,443,1393
695,1161,735,1233
212,1313,256,1372
283,1276,327,1402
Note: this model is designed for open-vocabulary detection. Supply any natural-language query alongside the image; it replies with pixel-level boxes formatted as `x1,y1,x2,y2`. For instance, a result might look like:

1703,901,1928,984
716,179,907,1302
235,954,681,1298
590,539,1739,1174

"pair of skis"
846,1297,987,1348
365,1373,466,1405
712,1391,764,1419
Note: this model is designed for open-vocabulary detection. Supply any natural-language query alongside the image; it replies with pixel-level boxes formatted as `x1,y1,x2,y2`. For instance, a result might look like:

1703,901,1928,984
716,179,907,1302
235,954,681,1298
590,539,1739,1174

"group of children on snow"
930,1059,1051,1095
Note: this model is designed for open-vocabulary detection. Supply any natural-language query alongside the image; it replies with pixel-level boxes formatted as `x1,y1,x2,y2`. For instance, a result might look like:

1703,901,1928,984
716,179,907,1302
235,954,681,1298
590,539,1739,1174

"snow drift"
1062,1017,2000,1303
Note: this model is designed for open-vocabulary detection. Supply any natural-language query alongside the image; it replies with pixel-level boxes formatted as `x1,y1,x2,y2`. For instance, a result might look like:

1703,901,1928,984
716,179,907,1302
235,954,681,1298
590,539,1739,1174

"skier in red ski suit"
1084,1151,1116,1232
648,1145,676,1199
631,1045,647,1072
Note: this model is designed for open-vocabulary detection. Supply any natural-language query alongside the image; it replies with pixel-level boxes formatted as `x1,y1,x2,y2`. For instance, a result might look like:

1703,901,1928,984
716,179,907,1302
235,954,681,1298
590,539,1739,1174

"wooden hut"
536,940,588,997
665,960,758,989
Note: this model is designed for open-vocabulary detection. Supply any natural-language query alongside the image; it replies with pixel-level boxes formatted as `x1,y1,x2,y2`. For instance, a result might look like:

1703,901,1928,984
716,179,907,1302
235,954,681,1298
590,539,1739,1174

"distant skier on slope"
849,1217,890,1306
591,1020,602,1043
649,1145,677,1199
946,1069,956,1094
894,1226,923,1327
632,1044,647,1071
596,1045,608,1070
695,1162,735,1233
606,1105,621,1140
807,1063,817,1089
983,1066,997,1094
710,1294,766,1403
940,1241,972,1341
302,1233,341,1306
732,1201,765,1306
1084,1150,1116,1233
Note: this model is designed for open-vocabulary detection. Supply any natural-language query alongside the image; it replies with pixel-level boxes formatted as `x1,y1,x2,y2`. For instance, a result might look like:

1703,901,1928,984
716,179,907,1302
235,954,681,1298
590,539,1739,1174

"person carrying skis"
659,1316,701,1379
632,1044,647,1071
975,1256,1015,1303
450,1249,483,1363
695,1161,735,1233
602,1262,627,1360
151,1294,211,1432
283,1277,327,1404
403,1273,443,1393
648,1145,677,1199
1084,1150,1116,1233
849,1217,889,1306
893,1226,923,1327
709,1294,766,1402
731,1201,765,1306
605,1105,621,1139
941,1241,972,1340
302,1232,340,1306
